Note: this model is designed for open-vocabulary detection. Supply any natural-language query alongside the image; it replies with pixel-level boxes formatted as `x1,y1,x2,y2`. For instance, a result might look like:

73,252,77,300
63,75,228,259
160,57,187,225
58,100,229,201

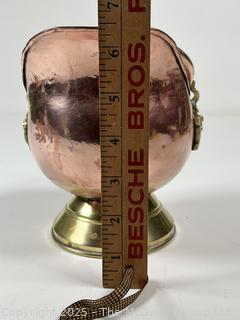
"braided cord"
60,266,148,320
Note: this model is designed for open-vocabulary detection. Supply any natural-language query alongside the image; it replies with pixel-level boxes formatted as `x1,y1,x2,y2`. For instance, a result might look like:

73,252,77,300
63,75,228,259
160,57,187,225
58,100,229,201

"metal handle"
191,81,203,151
22,112,29,146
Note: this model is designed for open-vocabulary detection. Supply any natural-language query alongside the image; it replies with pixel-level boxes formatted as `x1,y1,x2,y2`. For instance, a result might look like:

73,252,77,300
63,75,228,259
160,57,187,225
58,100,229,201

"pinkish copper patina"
22,27,194,199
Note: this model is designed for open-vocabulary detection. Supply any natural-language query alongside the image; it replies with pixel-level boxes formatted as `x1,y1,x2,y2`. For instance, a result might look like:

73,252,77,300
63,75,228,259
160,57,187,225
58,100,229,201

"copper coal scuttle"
22,27,203,257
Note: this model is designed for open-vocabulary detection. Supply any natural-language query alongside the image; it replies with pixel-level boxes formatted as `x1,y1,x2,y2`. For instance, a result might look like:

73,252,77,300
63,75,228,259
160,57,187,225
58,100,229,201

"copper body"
22,28,194,199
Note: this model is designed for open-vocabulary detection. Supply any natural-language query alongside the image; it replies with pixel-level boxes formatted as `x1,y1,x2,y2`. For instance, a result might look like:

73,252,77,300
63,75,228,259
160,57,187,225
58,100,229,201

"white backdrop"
1,2,240,320
0,0,239,116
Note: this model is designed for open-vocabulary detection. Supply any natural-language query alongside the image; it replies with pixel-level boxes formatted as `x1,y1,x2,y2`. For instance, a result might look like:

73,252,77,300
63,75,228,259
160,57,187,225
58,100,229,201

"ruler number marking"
109,138,120,145
109,95,120,102
108,49,120,58
110,217,120,225
107,1,119,9
110,179,120,185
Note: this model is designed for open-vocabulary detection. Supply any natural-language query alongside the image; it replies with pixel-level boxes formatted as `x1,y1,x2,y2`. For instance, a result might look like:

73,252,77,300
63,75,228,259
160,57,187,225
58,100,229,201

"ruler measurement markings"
99,46,120,48
101,91,120,94
101,135,121,137
100,22,117,24
99,69,117,72
99,0,150,289
106,114,118,116
101,156,118,159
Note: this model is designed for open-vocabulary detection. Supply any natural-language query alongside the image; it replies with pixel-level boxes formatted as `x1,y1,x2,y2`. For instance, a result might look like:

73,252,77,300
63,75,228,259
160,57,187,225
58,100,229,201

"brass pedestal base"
52,194,175,258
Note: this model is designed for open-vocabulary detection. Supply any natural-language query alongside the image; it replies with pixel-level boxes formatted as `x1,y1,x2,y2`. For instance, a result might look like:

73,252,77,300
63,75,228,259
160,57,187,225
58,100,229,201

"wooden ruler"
98,0,150,289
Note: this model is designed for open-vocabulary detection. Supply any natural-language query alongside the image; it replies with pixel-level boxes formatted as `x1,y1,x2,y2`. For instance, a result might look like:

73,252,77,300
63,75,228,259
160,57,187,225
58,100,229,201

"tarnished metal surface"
52,194,175,257
22,27,195,199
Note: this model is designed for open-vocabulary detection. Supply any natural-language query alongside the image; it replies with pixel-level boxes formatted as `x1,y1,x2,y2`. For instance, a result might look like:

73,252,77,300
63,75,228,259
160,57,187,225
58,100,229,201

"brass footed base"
52,194,175,258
